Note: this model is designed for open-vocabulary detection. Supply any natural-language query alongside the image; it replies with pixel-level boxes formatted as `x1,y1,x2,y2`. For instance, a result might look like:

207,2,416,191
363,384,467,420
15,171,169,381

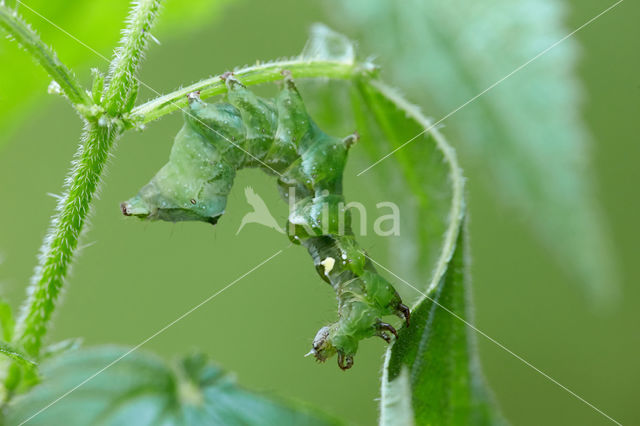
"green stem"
14,0,164,359
15,125,118,357
131,59,373,124
0,3,92,108
103,0,163,114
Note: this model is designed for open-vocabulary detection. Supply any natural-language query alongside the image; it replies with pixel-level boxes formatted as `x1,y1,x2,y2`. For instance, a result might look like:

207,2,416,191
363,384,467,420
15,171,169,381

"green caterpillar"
121,71,409,370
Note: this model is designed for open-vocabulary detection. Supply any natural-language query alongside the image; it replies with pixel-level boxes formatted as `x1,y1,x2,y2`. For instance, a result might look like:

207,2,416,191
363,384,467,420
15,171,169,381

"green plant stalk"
0,3,92,108
15,124,118,357
130,59,373,124
103,0,163,114
13,0,164,359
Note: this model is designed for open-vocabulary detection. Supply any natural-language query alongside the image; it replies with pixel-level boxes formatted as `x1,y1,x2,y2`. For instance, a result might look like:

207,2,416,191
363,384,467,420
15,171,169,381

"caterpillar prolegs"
121,72,410,370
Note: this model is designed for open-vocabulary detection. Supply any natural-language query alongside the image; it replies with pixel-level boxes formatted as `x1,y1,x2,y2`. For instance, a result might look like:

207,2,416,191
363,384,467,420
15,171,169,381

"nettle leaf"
353,80,454,289
302,25,452,288
329,0,616,299
7,346,338,426
351,80,503,424
382,228,502,426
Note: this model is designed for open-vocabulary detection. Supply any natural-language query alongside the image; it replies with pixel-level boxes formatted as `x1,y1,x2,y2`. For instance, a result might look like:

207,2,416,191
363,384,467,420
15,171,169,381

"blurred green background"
0,0,638,425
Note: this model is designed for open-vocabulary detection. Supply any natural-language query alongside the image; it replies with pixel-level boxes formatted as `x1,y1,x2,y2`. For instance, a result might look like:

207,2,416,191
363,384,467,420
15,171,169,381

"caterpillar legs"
376,321,398,344
337,352,354,371
397,303,411,326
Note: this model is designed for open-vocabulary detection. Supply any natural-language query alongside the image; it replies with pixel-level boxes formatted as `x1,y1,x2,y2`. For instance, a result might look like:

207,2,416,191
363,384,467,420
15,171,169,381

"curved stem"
0,3,92,108
131,59,372,124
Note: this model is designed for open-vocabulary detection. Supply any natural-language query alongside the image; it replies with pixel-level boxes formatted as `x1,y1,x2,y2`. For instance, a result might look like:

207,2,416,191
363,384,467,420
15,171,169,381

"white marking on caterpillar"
320,257,335,275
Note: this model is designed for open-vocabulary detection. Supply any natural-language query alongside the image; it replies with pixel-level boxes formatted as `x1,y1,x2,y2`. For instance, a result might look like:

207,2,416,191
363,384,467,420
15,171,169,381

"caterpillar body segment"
121,73,409,369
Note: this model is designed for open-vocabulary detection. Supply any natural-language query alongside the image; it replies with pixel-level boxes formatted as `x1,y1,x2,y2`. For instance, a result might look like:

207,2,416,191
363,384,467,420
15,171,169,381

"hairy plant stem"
13,0,163,360
0,3,91,108
14,123,118,357
103,0,162,114
131,59,374,124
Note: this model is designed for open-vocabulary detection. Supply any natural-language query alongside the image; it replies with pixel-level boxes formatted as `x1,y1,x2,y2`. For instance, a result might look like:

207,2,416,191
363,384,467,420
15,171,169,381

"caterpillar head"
307,325,356,371
121,99,236,225
306,311,363,370
306,297,408,370
120,155,233,225
120,180,226,225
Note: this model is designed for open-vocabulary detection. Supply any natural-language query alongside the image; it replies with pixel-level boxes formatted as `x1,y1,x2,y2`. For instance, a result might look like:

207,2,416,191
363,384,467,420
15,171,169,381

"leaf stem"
131,59,372,124
0,3,92,108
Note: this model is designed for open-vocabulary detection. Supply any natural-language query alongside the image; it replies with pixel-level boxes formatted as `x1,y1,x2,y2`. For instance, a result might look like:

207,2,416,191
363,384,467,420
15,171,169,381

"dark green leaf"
7,346,339,425
382,227,503,426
